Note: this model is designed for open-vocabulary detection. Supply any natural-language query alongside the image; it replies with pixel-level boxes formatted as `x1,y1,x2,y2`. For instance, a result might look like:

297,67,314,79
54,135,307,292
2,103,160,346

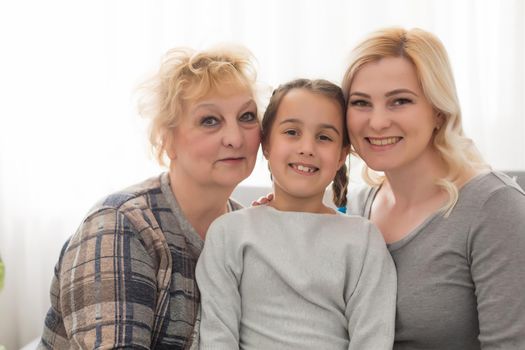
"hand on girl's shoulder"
251,193,274,206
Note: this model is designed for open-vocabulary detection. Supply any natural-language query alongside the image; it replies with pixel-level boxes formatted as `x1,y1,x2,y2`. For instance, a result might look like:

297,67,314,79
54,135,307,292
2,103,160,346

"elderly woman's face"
169,87,260,189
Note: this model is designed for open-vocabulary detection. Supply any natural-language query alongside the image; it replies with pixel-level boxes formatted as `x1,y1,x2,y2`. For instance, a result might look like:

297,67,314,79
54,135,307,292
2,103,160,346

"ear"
166,144,176,160
434,111,445,131
337,145,350,169
165,132,177,160
166,149,176,160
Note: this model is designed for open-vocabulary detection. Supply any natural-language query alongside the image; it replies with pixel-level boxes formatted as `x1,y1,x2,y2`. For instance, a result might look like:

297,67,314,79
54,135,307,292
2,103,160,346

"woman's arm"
41,208,158,349
469,186,525,348
196,219,242,349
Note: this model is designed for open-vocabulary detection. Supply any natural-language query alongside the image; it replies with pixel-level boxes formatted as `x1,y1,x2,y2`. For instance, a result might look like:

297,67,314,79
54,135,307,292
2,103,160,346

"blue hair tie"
337,206,347,214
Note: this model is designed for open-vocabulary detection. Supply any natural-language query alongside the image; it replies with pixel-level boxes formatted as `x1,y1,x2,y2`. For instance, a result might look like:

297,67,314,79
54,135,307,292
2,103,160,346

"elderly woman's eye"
201,116,220,127
239,112,257,123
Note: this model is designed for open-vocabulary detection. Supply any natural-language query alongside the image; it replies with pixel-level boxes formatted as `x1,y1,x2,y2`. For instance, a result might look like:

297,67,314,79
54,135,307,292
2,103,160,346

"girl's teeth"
296,164,315,173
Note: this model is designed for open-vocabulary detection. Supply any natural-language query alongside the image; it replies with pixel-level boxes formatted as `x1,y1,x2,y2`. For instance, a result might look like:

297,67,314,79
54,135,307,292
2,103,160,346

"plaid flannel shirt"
39,173,241,349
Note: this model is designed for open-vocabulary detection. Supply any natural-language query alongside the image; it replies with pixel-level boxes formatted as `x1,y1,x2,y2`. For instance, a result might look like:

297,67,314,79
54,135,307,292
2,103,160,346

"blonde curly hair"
138,45,258,166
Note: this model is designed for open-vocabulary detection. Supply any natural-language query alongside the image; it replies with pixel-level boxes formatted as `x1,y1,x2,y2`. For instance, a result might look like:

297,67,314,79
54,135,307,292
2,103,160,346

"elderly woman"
344,27,525,349
39,45,261,349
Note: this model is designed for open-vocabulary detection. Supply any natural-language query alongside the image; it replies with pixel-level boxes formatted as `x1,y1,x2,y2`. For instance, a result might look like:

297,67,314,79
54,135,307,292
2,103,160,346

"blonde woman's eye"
201,116,220,127
239,112,257,123
392,98,413,106
349,99,370,107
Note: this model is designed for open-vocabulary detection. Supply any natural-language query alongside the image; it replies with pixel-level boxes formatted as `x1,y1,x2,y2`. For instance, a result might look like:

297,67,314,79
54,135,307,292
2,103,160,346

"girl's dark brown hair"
261,78,350,208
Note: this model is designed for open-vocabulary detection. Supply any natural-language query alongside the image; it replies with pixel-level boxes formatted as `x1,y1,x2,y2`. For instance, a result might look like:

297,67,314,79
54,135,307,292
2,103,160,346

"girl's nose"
298,137,315,157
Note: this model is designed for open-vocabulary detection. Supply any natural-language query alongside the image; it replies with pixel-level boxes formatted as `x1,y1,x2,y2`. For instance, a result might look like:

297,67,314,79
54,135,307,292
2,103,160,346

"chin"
366,164,387,172
361,158,395,172
216,173,250,188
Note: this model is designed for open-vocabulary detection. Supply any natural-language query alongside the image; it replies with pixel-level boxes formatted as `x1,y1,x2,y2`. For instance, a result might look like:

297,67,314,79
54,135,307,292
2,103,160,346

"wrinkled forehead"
180,81,256,116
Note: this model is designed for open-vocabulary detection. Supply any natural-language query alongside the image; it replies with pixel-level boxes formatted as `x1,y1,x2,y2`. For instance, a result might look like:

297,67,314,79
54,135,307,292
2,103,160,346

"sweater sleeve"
345,223,396,350
196,219,242,350
468,186,525,348
41,208,158,350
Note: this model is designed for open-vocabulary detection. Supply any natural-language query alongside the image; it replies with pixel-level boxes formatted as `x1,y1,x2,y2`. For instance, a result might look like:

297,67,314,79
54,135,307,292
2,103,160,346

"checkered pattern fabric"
39,173,241,349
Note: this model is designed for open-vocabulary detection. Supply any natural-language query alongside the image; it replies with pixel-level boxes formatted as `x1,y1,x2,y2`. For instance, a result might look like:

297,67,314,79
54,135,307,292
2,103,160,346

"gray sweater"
348,171,525,349
196,205,396,350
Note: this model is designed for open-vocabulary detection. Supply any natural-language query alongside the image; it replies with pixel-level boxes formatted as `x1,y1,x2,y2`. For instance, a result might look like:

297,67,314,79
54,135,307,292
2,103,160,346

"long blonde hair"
342,27,489,214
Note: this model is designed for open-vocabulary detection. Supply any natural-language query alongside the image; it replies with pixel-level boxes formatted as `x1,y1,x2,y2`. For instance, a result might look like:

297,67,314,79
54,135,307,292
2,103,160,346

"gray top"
196,205,396,350
348,171,525,349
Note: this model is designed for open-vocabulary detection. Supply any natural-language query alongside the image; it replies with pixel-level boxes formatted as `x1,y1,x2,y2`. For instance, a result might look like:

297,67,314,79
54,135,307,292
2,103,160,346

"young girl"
196,79,396,349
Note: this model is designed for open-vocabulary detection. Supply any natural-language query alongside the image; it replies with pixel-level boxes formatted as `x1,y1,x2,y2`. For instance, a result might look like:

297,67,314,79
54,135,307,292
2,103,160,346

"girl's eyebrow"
280,118,340,135
279,118,303,125
319,124,341,135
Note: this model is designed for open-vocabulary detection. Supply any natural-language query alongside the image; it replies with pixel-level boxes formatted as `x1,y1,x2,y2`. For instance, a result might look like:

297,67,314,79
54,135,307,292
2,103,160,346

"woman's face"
169,87,260,190
346,56,440,174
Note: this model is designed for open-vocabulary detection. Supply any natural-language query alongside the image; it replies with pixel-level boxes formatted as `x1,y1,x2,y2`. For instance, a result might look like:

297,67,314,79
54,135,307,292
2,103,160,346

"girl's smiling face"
263,88,347,212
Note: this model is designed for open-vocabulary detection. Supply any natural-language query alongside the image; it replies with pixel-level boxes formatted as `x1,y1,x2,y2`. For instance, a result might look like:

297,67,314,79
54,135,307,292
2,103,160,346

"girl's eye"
200,116,220,127
318,134,333,142
284,129,298,136
392,98,413,106
239,112,257,123
349,99,370,107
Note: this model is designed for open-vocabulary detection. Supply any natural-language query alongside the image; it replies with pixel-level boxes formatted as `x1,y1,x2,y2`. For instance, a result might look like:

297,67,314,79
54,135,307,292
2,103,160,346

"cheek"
267,149,285,172
346,113,366,139
166,128,186,160
187,136,220,158
245,128,261,155
346,112,358,134
265,140,285,164
325,145,344,164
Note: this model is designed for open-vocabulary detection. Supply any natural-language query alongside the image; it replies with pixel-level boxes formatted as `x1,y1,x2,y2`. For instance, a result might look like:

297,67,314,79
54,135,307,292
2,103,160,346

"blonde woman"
344,27,525,349
39,45,261,349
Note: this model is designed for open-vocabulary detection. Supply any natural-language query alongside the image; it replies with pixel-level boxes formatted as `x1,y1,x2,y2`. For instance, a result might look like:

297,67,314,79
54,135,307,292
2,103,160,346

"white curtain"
1,0,524,348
